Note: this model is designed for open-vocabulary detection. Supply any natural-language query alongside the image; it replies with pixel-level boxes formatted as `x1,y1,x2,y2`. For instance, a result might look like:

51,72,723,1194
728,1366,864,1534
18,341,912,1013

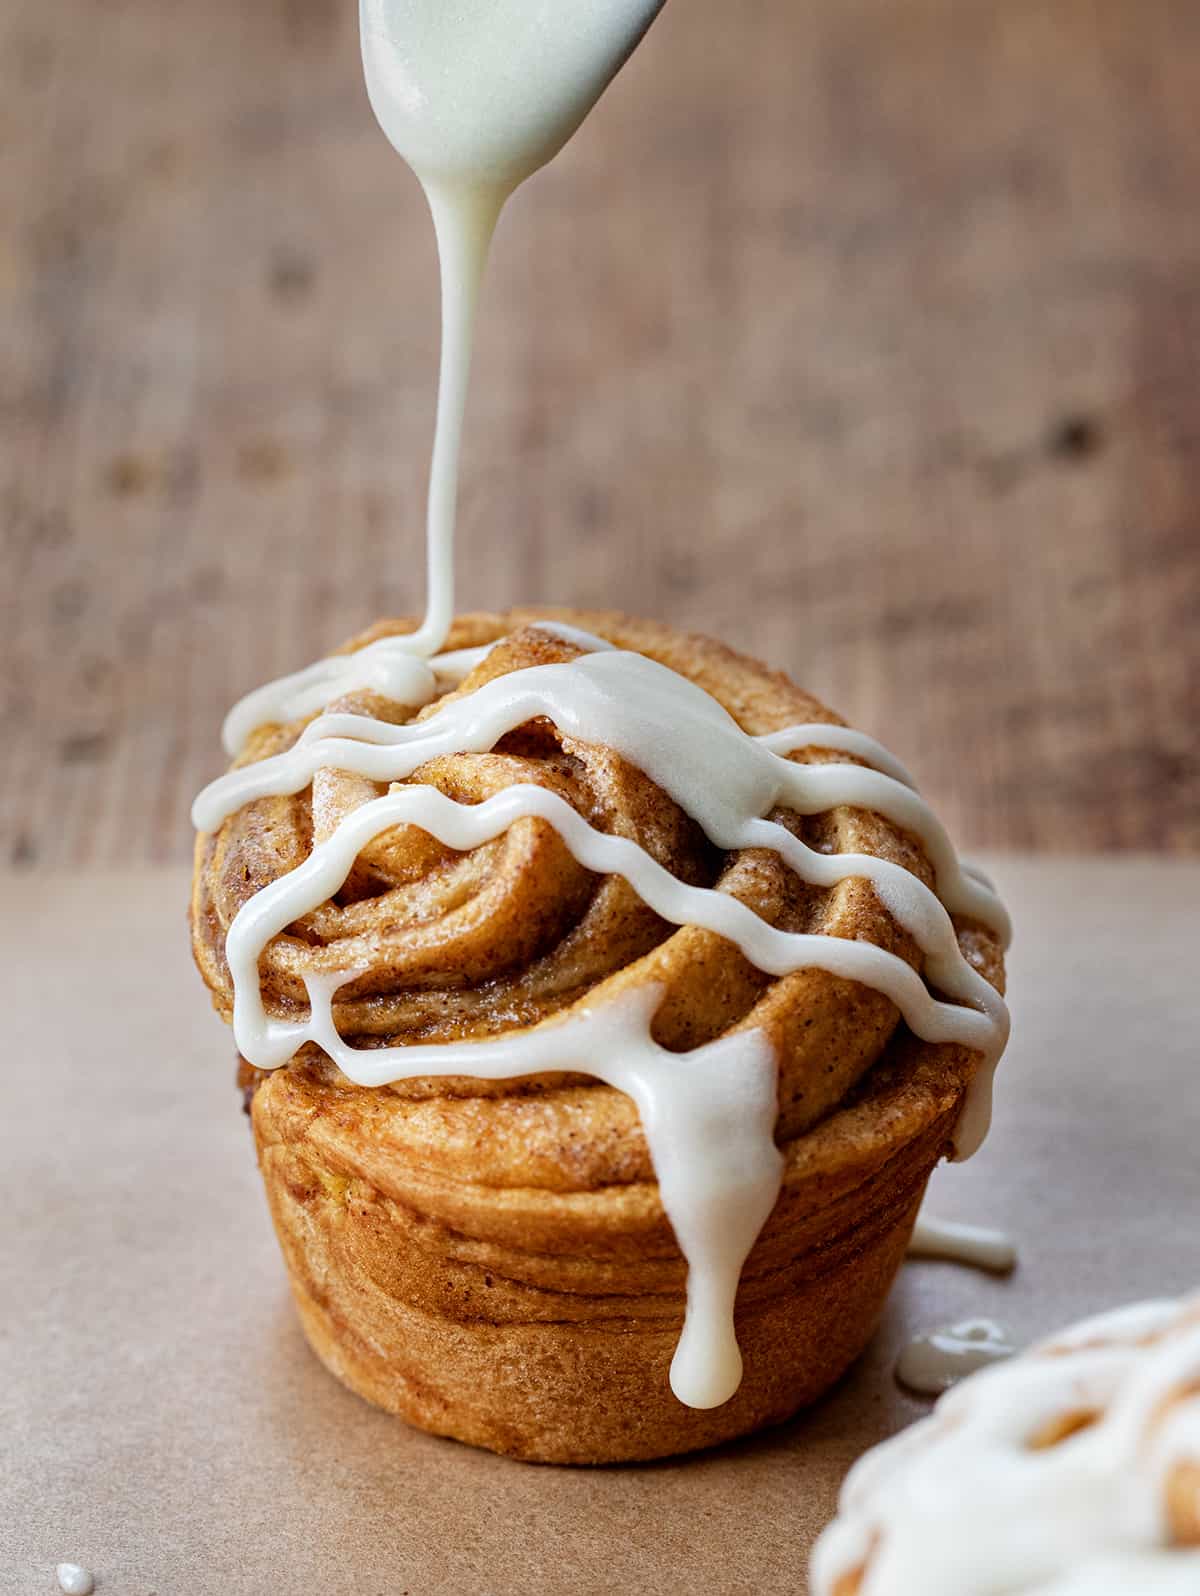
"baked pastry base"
249,1046,967,1464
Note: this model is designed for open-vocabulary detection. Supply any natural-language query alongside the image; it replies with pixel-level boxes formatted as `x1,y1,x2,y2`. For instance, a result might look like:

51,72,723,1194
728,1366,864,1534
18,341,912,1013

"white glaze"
907,1213,1018,1274
220,2,662,746
198,650,1008,953
361,0,663,191
221,640,439,757
1031,1557,1200,1595
198,647,1007,944
209,673,1007,1405
812,1293,1200,1596
220,640,494,758
201,630,1010,1406
895,1318,1015,1395
294,979,778,1410
363,0,662,656
198,2,1013,1415
56,1566,94,1596
223,777,1006,1082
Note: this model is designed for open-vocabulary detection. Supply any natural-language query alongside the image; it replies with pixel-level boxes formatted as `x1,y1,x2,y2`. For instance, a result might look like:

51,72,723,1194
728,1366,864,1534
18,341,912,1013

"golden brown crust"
1168,1458,1200,1546
191,608,1005,1462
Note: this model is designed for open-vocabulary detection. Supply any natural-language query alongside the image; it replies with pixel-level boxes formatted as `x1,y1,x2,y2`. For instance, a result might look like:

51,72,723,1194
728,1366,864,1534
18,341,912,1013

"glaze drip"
907,1213,1017,1274
299,978,781,1409
357,0,666,662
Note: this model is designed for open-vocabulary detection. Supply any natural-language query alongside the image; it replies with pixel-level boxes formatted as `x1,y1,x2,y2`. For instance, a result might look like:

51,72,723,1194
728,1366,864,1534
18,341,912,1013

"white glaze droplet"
896,1318,1015,1395
907,1213,1017,1274
56,1565,95,1596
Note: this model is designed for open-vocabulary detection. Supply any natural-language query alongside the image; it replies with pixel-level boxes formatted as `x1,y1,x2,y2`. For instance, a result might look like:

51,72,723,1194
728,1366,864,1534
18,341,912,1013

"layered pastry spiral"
191,609,1007,1462
812,1292,1200,1595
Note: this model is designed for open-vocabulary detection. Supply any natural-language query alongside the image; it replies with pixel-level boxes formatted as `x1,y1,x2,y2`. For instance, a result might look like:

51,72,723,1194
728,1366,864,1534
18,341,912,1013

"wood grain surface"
2,0,1197,867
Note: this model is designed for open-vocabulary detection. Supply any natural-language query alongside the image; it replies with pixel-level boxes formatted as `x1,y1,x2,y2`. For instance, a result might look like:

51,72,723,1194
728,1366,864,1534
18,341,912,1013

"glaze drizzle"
197,628,1010,1408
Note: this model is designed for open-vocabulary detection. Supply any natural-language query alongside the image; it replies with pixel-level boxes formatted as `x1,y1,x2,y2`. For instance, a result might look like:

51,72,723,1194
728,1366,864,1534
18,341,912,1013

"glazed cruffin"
812,1292,1200,1594
191,609,1005,1463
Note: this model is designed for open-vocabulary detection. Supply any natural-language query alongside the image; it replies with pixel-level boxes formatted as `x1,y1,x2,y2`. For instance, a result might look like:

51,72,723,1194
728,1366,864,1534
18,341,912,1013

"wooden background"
2,0,1197,867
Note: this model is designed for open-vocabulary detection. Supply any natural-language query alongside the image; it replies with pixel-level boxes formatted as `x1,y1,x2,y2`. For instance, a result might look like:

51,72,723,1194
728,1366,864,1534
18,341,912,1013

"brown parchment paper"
1,858,1197,1596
